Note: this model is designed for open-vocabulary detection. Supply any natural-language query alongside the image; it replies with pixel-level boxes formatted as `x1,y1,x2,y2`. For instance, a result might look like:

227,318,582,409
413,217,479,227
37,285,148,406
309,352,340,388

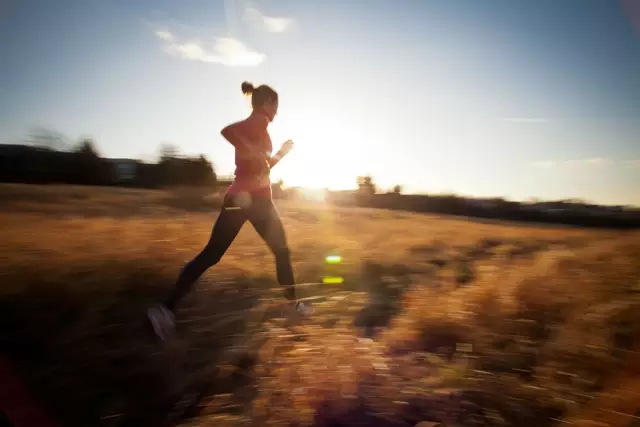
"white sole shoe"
147,304,175,341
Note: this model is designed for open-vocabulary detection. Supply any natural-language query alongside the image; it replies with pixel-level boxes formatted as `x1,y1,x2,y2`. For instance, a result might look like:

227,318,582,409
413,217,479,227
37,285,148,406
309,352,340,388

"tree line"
1,128,638,229
343,175,640,229
0,130,216,188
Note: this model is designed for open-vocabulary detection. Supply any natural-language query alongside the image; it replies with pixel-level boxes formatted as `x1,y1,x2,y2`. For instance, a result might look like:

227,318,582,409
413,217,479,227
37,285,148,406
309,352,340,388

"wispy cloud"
501,117,550,124
263,15,293,33
243,5,294,33
153,29,265,67
154,29,173,42
622,159,640,168
576,157,611,166
532,157,612,168
533,158,640,169
150,2,293,67
532,160,557,169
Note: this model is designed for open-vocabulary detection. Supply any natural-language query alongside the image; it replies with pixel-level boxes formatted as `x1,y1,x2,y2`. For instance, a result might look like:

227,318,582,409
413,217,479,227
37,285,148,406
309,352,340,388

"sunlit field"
1,184,638,427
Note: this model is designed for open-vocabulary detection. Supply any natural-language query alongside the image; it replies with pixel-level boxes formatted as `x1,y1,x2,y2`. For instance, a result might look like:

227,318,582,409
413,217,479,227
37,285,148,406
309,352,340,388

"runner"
148,81,313,341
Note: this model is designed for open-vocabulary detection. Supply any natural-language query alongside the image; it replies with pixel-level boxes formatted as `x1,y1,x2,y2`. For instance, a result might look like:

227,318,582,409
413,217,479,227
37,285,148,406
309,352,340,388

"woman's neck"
250,109,270,125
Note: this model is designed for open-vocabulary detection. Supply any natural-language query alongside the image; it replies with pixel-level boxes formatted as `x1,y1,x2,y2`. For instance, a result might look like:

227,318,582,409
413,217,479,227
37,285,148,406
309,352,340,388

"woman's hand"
269,140,294,168
279,140,294,156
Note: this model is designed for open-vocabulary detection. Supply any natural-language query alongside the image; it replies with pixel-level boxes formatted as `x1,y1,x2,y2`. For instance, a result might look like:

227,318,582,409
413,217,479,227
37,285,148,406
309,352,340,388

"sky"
0,0,639,206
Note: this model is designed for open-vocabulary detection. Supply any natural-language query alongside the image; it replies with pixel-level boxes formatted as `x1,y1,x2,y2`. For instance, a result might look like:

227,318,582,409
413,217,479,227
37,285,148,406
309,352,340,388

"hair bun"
241,81,254,95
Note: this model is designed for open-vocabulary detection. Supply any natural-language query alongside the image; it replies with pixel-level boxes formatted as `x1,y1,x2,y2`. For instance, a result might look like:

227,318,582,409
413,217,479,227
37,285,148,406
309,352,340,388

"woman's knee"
196,247,224,267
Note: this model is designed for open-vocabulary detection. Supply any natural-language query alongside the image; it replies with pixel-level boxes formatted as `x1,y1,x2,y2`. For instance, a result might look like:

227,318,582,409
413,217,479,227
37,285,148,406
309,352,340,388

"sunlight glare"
269,108,363,191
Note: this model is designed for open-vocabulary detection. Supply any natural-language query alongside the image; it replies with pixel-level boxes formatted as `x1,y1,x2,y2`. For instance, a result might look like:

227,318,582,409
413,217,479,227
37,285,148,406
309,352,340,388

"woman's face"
262,98,279,122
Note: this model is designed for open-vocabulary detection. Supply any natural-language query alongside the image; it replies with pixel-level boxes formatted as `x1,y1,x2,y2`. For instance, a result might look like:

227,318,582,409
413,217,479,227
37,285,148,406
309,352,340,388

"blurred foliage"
0,134,216,189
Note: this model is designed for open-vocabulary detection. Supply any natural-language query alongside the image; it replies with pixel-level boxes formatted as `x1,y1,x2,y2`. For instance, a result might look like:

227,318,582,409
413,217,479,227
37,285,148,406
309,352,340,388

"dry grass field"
0,184,639,427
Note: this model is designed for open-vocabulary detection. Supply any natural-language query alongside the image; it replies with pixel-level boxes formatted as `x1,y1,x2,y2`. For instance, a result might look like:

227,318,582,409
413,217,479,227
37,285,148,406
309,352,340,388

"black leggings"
165,194,296,311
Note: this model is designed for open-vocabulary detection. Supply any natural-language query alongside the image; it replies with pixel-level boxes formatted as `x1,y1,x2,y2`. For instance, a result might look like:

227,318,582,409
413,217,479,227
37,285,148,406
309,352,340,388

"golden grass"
0,184,638,427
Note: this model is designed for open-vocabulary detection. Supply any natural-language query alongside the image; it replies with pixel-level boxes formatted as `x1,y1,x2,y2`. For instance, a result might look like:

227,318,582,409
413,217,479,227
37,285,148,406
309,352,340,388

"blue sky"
0,0,638,205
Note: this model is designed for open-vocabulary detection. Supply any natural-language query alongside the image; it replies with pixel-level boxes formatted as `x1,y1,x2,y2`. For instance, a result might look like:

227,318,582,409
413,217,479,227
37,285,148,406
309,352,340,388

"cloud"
533,157,612,168
263,16,293,33
154,29,173,41
532,160,557,169
150,2,294,67
153,30,265,67
577,157,611,166
244,5,293,33
501,117,550,124
622,159,640,168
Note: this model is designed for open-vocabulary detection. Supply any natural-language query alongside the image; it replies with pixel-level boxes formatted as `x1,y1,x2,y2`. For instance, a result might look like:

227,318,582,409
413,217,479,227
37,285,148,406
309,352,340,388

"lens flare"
323,254,343,284
325,255,342,264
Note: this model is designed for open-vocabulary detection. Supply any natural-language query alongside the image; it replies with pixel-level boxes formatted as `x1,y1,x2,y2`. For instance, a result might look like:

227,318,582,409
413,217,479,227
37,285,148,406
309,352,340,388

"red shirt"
221,112,273,199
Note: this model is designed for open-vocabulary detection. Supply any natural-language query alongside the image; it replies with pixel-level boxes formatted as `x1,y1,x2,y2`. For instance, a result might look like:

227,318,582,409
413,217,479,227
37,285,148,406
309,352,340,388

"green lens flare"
325,255,342,264
324,255,343,284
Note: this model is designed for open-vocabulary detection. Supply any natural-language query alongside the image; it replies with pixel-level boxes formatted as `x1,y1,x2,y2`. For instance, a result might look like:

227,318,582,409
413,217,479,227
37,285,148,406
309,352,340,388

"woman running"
148,81,312,341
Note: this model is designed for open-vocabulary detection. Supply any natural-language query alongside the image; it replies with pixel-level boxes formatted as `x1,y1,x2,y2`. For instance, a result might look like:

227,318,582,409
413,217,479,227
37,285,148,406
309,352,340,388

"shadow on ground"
0,254,424,427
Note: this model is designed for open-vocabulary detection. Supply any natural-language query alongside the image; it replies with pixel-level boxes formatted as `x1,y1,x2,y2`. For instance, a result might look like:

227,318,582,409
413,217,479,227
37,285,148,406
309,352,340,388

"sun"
268,109,363,191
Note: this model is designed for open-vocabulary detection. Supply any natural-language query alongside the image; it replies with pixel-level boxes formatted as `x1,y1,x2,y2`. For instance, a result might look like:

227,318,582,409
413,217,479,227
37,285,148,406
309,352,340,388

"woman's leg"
164,196,247,312
248,198,296,301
